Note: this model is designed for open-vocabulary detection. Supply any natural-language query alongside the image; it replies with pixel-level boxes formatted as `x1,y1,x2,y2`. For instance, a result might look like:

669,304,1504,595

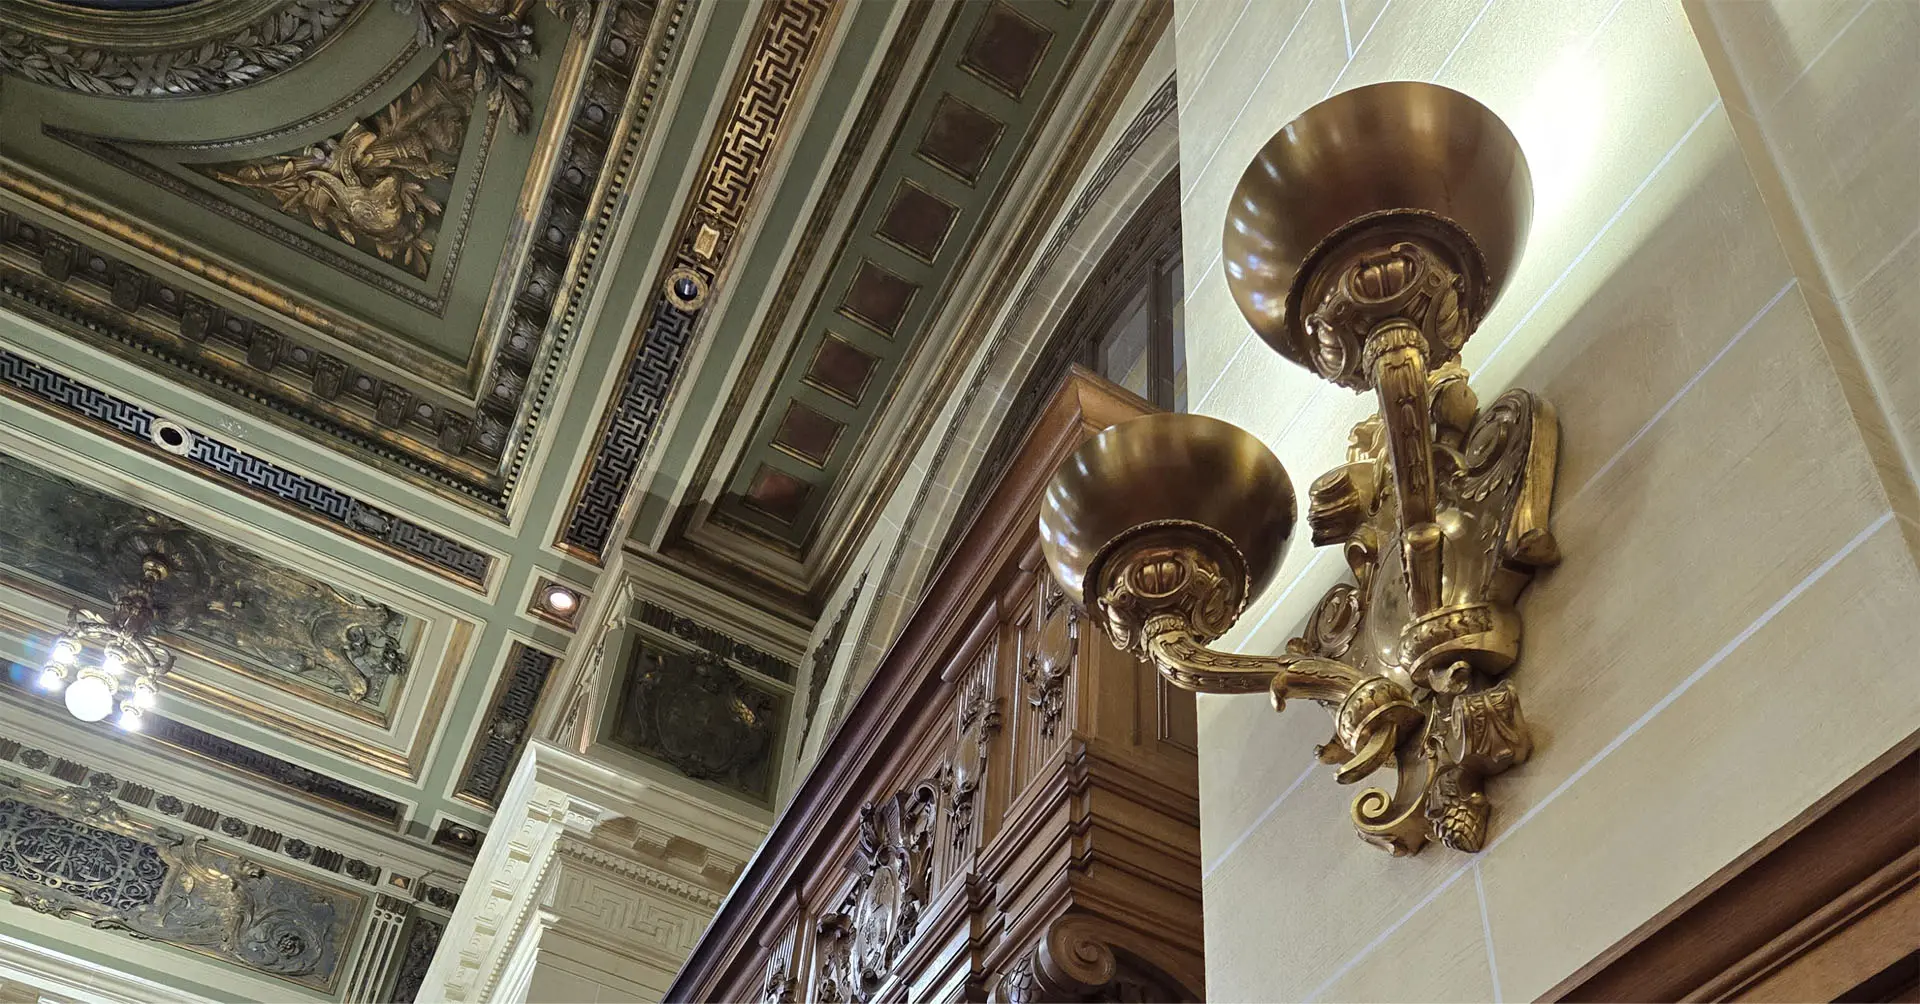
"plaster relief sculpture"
0,780,356,991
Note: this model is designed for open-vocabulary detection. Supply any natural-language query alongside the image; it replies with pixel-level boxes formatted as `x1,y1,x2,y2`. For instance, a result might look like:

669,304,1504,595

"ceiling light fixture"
542,585,578,614
39,555,176,732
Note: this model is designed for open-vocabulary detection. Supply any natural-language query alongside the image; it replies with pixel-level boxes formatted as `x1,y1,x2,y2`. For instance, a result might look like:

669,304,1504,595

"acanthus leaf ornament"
0,2,361,99
1040,82,1555,857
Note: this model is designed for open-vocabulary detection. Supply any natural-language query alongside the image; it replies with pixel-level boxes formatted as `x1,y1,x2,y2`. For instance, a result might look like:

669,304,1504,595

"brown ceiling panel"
803,333,881,406
960,1,1055,99
771,401,845,468
915,93,1005,186
743,465,813,524
837,259,920,337
875,179,961,263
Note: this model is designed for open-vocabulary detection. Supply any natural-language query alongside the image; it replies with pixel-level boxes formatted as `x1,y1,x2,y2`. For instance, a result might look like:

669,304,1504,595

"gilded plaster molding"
0,0,687,517
557,0,840,558
0,0,364,99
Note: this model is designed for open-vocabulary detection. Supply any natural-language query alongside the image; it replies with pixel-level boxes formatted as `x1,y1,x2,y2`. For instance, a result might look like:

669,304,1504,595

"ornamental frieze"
0,775,360,991
0,451,417,713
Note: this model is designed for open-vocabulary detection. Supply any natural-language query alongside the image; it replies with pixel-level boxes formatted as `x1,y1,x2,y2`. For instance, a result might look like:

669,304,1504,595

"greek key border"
558,0,839,558
0,347,494,589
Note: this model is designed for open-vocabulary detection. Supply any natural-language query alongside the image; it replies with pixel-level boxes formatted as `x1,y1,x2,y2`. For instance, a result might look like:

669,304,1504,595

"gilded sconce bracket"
1039,82,1557,856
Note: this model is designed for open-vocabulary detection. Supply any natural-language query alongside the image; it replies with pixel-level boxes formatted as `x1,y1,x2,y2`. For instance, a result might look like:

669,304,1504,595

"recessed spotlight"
542,585,578,615
149,418,195,457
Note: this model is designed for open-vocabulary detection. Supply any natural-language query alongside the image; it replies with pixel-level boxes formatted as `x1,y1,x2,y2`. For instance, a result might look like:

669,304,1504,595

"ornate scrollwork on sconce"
1039,82,1556,857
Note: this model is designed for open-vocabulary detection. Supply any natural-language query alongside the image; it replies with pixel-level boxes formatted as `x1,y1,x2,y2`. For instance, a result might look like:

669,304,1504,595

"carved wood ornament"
667,371,1208,1004
817,782,938,1002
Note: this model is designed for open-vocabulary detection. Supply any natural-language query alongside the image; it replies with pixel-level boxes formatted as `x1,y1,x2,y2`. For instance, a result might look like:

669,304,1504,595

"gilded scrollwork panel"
0,776,360,991
197,49,479,279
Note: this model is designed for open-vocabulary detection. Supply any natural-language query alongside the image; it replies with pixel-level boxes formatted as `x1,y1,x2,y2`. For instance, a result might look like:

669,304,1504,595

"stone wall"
1172,0,1919,1000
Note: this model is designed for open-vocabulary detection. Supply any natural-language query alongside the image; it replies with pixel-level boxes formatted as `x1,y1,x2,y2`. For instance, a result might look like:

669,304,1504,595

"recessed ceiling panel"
744,464,812,524
803,333,880,406
772,400,845,468
875,179,961,263
837,258,920,337
0,2,677,517
960,1,1056,99
703,0,1105,555
915,93,1005,186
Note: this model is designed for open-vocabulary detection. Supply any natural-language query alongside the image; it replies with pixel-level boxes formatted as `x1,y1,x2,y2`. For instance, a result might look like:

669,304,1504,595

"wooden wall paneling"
667,370,1200,1003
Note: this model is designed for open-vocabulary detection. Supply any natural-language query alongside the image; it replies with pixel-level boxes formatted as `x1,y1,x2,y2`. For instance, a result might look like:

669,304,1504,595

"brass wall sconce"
1039,82,1557,856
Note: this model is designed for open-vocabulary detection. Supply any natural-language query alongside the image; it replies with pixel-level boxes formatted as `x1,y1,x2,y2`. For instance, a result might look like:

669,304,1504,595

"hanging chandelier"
38,555,175,731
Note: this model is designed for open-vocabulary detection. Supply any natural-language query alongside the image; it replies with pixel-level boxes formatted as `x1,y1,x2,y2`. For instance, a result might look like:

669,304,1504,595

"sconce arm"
1142,615,1425,785
1141,615,1367,704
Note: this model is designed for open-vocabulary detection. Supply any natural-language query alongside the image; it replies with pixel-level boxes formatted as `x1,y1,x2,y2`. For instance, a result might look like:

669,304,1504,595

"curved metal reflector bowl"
1222,81,1532,368
1038,413,1296,609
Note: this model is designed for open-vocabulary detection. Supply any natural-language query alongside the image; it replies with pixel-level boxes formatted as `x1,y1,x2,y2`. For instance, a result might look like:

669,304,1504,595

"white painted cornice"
418,741,763,1003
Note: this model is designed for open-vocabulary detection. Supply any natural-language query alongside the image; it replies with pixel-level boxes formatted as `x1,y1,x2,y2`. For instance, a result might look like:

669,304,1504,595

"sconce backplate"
1290,368,1557,854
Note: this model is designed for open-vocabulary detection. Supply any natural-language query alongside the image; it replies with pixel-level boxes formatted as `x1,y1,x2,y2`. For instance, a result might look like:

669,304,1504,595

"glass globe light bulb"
64,674,115,723
133,682,157,709
115,707,143,732
50,640,78,664
102,651,126,675
38,666,65,691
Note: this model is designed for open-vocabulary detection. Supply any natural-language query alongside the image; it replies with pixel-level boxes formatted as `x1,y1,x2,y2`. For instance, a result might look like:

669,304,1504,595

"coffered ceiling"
628,0,1134,614
0,0,1156,993
1,0,652,516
